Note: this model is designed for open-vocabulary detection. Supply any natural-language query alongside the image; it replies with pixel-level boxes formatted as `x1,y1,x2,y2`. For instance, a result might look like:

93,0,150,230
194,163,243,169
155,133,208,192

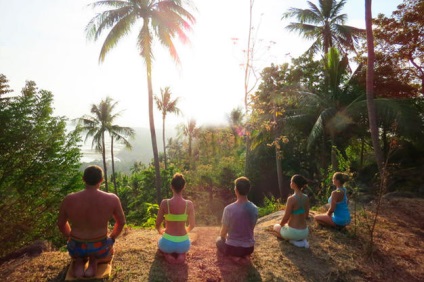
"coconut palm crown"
85,0,196,203
282,0,364,56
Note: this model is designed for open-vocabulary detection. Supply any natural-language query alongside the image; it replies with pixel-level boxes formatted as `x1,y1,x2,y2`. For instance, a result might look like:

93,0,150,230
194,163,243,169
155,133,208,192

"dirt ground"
0,196,423,281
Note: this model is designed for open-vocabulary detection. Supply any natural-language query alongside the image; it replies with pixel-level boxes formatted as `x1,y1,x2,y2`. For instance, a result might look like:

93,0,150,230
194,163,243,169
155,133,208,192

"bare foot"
164,253,178,264
175,253,186,264
72,259,85,278
230,256,250,265
84,257,97,278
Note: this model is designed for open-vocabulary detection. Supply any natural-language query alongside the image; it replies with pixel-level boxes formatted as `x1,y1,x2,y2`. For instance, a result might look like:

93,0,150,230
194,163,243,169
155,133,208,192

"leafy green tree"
154,87,181,170
373,0,424,95
109,121,135,194
0,74,13,102
179,118,199,170
250,64,294,199
0,79,81,256
166,137,185,168
86,0,196,203
282,0,364,56
365,0,383,173
228,107,245,148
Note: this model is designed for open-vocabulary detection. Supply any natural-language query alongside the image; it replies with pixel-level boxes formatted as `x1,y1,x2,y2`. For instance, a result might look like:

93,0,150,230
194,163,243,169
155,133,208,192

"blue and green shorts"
158,233,191,254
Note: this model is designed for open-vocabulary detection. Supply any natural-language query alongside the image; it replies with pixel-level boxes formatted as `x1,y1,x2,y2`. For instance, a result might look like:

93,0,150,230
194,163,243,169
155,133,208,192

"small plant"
258,196,281,217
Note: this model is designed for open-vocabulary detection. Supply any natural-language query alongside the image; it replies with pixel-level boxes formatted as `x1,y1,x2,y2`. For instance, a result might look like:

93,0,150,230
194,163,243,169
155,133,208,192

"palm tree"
109,123,135,194
308,48,364,170
282,0,364,56
154,87,181,170
365,0,383,173
79,97,134,193
79,97,114,191
179,118,199,170
86,0,196,203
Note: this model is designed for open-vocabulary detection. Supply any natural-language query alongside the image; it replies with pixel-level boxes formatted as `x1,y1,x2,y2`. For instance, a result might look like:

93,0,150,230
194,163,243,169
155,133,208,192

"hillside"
0,196,423,281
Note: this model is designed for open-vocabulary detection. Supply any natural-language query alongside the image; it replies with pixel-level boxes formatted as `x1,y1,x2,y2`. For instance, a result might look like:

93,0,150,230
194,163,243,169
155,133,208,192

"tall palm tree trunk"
244,0,254,176
365,0,384,173
111,137,118,195
101,133,108,192
162,115,167,170
275,146,285,201
147,65,162,204
188,136,192,170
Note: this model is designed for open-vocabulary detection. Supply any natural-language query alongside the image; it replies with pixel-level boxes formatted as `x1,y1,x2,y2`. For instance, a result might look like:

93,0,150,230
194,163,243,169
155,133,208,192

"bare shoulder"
159,199,168,207
186,199,195,210
96,190,121,205
186,199,194,205
331,189,343,200
64,191,81,201
287,195,296,204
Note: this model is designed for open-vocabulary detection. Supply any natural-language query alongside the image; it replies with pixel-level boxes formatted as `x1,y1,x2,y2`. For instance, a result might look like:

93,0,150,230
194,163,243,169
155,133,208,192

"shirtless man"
57,165,126,278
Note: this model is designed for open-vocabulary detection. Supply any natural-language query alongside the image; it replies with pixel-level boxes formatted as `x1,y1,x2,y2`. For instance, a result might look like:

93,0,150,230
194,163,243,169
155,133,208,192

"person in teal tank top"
272,174,310,248
155,173,195,264
314,172,351,228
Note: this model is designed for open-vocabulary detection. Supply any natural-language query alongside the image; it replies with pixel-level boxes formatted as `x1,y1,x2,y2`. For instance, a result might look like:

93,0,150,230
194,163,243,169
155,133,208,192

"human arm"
186,201,195,233
219,206,229,241
109,195,126,240
155,200,166,234
280,196,294,226
57,197,71,238
220,224,229,241
305,196,310,219
327,190,342,216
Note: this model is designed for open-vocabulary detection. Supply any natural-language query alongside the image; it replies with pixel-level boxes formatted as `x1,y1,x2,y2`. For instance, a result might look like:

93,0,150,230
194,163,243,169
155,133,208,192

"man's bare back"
57,165,126,278
59,188,125,239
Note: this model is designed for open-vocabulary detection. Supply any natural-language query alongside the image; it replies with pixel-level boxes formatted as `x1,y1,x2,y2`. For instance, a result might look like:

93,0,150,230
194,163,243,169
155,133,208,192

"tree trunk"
243,1,254,177
147,64,162,204
275,145,285,201
101,132,108,192
188,136,192,170
365,0,384,173
162,115,167,170
111,136,118,195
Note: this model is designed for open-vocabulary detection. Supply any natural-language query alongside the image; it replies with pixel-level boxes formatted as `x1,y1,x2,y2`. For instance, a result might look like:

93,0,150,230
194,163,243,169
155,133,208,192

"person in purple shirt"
216,176,258,262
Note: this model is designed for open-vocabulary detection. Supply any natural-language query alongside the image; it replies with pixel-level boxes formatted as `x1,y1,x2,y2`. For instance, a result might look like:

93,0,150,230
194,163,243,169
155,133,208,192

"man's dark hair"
83,165,103,186
235,176,251,196
171,173,186,193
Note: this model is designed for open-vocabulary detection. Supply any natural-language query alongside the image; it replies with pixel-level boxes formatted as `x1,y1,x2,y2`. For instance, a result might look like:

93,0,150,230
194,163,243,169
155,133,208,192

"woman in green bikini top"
155,173,195,264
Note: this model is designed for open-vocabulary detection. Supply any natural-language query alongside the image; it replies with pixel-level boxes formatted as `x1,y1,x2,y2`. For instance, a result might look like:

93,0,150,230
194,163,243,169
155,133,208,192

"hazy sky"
0,0,402,129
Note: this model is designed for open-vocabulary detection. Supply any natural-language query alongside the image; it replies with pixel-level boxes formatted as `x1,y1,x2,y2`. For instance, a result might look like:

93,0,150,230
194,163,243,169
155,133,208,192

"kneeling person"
155,173,195,264
57,165,126,278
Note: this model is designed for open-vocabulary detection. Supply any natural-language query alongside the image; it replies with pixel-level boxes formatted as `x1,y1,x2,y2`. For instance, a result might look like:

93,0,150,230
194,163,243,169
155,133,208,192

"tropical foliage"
86,0,196,204
78,97,134,193
154,87,181,170
0,77,81,257
2,0,424,261
282,0,365,56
